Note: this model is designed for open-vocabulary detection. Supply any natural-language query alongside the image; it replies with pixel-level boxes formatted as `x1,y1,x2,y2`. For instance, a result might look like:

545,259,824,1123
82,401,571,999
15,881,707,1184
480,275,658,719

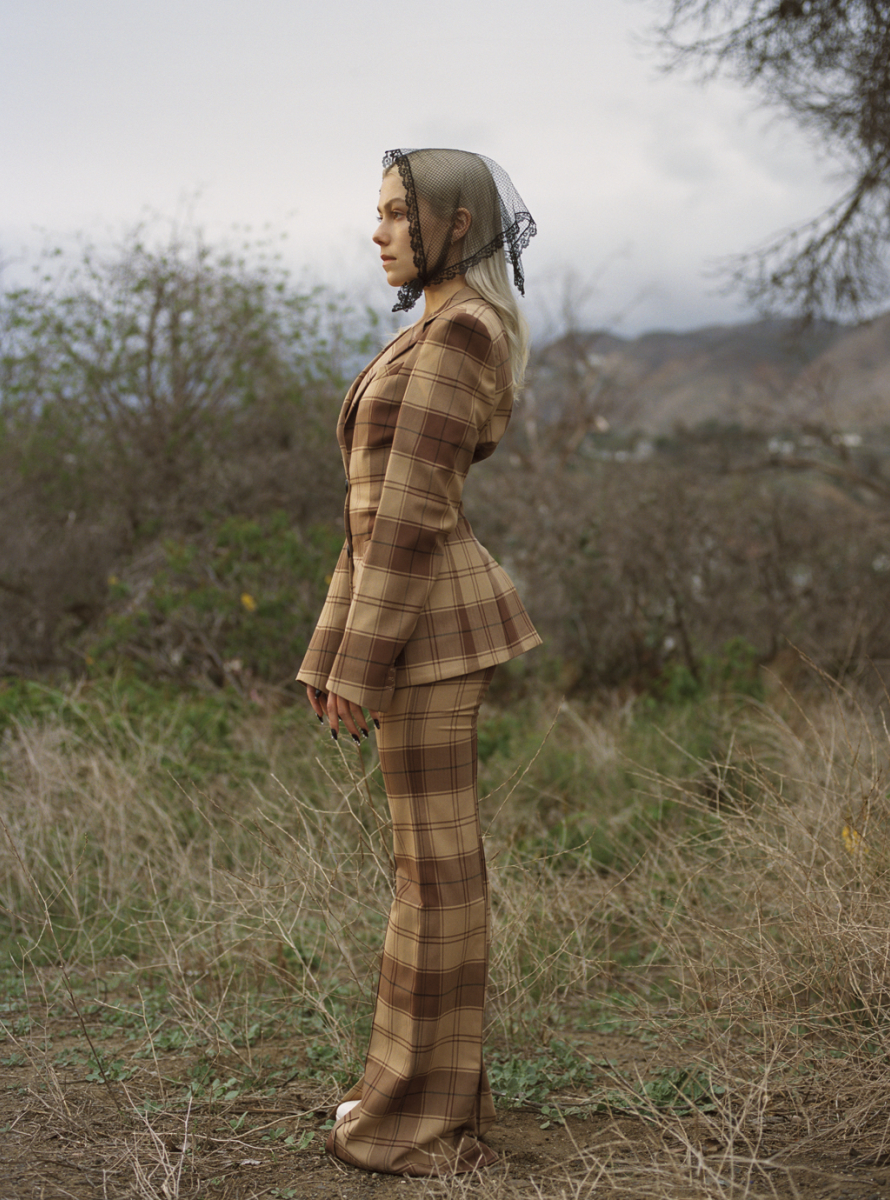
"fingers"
309,686,378,743
348,701,371,742
339,697,370,744
307,685,326,722
324,692,372,744
325,692,339,738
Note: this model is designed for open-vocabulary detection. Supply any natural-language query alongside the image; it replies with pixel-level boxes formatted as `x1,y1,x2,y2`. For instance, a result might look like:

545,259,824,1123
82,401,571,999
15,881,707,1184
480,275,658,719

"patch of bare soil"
2,1009,889,1199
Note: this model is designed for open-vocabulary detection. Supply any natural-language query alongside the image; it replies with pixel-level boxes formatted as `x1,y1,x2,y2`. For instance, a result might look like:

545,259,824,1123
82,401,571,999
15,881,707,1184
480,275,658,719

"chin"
385,269,414,289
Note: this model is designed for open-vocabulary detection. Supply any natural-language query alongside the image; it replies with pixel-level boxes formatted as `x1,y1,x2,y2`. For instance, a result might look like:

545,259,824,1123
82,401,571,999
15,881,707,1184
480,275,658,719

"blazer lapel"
340,323,422,425
338,289,482,443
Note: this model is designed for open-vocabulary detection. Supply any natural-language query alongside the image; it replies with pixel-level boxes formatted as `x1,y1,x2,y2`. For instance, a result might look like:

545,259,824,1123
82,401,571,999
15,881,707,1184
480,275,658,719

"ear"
451,207,472,241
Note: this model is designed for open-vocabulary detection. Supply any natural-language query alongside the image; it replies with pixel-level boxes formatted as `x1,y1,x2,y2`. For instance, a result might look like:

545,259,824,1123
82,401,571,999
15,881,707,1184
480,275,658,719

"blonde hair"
465,250,530,391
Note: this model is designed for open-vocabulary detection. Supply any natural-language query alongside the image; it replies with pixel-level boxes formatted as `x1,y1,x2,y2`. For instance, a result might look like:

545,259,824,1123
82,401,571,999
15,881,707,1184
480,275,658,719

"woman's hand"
306,685,381,742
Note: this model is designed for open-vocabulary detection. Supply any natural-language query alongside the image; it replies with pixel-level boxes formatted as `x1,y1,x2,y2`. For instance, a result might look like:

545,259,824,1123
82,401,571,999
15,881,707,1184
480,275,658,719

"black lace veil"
381,148,536,313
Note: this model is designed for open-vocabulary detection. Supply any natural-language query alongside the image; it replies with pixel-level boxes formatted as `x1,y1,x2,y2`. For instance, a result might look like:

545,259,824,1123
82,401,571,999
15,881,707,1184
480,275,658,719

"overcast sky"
3,0,839,335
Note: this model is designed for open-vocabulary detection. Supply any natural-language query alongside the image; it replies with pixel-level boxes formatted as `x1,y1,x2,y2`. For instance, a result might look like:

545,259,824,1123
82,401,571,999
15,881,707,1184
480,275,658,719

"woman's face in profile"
374,166,471,292
374,171,416,289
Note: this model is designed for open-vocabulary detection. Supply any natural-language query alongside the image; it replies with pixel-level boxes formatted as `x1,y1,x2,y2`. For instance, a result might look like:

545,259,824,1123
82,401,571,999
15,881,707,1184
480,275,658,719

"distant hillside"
530,313,890,432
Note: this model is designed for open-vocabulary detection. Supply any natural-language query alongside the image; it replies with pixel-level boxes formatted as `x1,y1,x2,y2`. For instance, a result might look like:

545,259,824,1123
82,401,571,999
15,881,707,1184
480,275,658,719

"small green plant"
488,1041,598,1109
638,1066,727,1113
85,1056,135,1083
88,515,343,687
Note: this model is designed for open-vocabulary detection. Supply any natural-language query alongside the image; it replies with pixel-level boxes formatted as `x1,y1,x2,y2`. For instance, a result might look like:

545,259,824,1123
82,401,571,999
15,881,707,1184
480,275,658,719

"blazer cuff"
295,669,330,694
324,666,397,714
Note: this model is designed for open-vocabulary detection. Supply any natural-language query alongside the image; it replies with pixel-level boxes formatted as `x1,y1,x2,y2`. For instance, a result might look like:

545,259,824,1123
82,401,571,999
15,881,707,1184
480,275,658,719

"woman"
297,147,540,1177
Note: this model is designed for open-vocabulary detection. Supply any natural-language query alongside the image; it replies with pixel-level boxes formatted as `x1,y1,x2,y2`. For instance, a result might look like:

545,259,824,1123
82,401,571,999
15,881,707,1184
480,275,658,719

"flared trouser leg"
326,667,497,1177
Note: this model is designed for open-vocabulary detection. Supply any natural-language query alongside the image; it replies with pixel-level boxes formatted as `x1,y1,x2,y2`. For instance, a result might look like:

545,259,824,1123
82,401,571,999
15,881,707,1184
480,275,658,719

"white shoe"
335,1099,360,1121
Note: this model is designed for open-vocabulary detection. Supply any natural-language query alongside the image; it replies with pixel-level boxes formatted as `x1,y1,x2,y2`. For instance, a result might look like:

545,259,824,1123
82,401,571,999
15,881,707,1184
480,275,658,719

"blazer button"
344,478,350,493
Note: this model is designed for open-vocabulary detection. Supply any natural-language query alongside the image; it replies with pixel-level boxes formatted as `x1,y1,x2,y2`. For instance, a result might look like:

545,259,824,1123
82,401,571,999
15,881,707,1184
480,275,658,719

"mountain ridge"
531,312,890,431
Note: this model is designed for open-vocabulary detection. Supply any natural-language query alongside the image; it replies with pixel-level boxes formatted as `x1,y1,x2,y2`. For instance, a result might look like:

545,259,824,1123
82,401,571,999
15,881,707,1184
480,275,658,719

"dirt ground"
2,1004,889,1200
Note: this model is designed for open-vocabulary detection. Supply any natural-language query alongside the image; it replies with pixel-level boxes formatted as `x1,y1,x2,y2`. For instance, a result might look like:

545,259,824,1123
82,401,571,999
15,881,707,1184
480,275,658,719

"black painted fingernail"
314,689,323,699
351,733,362,746
372,718,381,729
330,729,338,741
360,728,369,739
317,713,324,723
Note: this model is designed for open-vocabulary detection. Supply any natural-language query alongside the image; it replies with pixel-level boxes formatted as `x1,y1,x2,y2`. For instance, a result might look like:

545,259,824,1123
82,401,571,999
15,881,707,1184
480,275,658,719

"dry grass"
1,671,889,1197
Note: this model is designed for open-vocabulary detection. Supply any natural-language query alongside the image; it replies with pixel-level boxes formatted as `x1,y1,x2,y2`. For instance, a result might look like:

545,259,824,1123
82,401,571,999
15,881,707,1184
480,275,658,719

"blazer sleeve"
295,540,352,692
324,308,502,711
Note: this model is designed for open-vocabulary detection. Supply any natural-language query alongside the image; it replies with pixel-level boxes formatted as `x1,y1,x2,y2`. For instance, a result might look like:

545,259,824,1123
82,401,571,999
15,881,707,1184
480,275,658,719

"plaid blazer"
297,287,541,712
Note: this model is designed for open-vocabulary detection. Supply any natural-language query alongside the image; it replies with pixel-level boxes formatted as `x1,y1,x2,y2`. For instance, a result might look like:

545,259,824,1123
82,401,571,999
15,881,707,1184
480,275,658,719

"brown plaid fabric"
297,286,541,712
326,667,498,1177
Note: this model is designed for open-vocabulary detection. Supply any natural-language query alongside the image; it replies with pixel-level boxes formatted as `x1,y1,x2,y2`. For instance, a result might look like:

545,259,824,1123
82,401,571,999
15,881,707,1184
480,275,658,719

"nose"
373,218,387,247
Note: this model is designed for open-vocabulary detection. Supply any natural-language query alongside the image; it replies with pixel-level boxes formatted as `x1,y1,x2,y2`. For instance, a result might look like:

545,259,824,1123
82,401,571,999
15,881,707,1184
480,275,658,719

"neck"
422,275,468,319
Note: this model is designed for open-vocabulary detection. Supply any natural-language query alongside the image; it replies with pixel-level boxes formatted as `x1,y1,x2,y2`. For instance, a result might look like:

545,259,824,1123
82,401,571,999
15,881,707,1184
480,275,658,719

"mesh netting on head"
381,148,537,313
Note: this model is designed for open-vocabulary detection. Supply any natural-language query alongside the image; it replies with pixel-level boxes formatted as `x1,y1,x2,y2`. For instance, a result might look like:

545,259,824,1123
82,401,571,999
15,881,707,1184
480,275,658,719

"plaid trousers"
326,666,498,1176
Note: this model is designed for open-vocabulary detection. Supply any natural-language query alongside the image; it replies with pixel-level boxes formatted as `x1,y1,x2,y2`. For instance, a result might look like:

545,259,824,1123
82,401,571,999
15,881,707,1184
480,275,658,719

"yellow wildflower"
240,592,257,613
842,825,867,855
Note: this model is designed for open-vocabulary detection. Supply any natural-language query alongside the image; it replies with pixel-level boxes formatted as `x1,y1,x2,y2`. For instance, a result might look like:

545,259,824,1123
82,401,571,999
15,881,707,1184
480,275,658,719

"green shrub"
87,513,342,687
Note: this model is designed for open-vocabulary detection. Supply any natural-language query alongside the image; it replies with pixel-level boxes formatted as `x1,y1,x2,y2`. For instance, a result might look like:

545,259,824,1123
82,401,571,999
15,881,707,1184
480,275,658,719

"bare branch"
650,0,890,316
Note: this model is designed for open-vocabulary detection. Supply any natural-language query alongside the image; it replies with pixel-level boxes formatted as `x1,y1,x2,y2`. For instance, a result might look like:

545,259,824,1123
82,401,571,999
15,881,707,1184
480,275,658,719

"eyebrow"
377,198,408,216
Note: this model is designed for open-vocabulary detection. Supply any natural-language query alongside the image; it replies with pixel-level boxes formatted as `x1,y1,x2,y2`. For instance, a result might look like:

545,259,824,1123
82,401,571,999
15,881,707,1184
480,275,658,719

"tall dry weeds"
1,673,889,1196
